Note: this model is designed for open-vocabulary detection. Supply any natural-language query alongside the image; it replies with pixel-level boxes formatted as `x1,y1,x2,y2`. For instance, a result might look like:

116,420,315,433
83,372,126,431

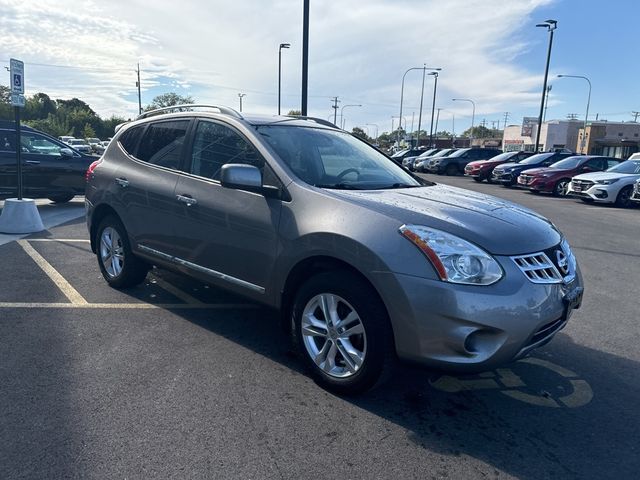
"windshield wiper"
315,183,363,190
375,183,422,190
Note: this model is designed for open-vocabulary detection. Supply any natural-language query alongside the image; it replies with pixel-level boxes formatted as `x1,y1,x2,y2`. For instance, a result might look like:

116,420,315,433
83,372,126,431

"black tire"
291,271,395,395
580,198,594,203
472,177,483,183
615,185,633,208
95,215,149,288
529,189,540,194
553,178,571,197
445,164,458,176
48,194,75,203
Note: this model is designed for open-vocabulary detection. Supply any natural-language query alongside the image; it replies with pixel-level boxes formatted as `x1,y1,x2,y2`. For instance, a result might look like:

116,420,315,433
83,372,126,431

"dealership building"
503,118,640,158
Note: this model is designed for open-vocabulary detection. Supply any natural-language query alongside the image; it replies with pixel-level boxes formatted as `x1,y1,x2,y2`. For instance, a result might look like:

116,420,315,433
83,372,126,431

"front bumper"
464,167,488,178
372,255,583,373
517,176,554,192
567,183,615,203
491,171,516,184
630,183,640,203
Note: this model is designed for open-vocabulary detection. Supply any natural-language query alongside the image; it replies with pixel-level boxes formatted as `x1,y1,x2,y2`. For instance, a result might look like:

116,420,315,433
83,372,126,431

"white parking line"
28,238,91,243
0,302,258,309
17,240,89,305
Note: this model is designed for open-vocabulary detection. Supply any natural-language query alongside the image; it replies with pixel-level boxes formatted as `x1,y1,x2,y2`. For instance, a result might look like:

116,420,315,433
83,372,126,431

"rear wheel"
292,271,395,395
553,178,571,197
48,194,75,203
615,185,633,208
96,215,149,288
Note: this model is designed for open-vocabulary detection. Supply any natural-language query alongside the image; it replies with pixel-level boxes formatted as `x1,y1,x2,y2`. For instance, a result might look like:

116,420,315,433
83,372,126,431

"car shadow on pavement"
178,308,639,479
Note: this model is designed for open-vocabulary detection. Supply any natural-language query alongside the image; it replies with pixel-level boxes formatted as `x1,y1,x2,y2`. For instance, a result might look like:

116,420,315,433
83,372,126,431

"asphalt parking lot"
1,180,638,480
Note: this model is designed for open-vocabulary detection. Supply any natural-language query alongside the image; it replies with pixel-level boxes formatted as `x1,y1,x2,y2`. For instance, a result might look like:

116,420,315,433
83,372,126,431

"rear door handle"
176,194,197,206
115,177,129,188
25,160,40,165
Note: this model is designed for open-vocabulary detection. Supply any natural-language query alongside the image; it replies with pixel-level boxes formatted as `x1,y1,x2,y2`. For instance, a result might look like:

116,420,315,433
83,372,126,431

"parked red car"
464,151,534,182
517,155,621,196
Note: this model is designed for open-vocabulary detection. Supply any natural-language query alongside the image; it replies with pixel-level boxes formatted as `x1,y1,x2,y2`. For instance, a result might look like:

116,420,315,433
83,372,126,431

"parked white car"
568,158,640,207
67,138,93,154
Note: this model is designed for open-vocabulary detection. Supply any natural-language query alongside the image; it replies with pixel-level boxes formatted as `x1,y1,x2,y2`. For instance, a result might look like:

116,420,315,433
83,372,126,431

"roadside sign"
10,58,24,95
11,94,25,108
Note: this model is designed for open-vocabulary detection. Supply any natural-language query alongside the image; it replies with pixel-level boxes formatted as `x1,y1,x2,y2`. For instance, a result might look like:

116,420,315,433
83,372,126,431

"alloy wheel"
100,227,125,278
301,293,367,378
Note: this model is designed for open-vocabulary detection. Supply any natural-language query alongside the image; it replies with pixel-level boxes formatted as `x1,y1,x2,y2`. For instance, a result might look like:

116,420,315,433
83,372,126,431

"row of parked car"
392,146,640,208
58,135,109,155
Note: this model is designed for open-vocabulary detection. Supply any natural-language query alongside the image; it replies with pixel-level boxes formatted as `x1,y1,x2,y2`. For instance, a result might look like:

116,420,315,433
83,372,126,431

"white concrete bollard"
0,198,45,234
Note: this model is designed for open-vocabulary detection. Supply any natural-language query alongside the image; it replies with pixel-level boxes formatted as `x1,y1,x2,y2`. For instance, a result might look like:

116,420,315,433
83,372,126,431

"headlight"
399,225,503,285
595,178,619,185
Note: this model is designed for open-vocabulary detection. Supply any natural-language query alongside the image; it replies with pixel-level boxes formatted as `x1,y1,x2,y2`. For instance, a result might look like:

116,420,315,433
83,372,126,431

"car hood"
466,160,487,168
328,184,561,255
493,162,520,171
521,167,569,176
572,171,640,181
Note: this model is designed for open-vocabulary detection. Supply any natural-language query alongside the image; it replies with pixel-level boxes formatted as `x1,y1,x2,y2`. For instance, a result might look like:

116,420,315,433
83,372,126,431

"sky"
1,0,638,136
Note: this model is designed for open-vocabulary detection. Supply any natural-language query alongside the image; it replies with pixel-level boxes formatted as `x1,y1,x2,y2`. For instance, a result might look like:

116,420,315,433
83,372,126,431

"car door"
0,130,17,197
171,119,282,296
115,119,192,257
19,132,91,197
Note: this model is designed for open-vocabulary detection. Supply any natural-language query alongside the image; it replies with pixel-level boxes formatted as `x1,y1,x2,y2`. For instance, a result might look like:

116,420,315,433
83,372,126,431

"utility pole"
301,0,309,115
136,63,142,114
416,67,427,147
331,96,340,125
632,111,640,122
238,93,246,112
503,112,510,129
434,108,441,139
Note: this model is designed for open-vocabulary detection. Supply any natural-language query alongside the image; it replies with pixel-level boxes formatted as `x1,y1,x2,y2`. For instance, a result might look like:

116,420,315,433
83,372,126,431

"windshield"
417,148,438,159
391,149,408,158
487,152,517,163
549,157,583,169
258,126,425,190
448,149,470,158
607,160,640,174
518,153,553,165
432,149,454,158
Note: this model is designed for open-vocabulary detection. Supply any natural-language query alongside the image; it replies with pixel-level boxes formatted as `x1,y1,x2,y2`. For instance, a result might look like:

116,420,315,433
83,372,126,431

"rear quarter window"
136,120,190,169
118,126,144,156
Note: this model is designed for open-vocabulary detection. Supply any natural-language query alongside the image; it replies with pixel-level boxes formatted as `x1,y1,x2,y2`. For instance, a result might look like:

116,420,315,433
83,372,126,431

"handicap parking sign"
10,58,24,95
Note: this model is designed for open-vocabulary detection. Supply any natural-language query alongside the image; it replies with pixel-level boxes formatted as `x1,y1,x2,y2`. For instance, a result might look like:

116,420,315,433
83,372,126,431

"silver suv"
85,105,584,394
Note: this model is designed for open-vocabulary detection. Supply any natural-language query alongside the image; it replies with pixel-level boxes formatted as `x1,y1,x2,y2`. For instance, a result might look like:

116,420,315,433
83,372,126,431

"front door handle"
115,177,129,188
25,160,40,165
176,194,197,206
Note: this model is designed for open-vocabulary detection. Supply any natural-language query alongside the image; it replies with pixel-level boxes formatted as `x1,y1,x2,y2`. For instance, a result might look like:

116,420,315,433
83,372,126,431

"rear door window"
136,120,190,169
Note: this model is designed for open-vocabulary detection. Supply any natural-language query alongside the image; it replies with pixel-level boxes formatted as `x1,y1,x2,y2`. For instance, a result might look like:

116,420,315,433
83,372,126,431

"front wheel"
472,177,483,183
292,271,395,395
553,179,571,197
615,185,633,208
96,215,149,288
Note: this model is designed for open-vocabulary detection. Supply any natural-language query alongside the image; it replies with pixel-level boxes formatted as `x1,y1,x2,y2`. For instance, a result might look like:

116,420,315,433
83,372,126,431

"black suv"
0,121,95,202
427,148,502,175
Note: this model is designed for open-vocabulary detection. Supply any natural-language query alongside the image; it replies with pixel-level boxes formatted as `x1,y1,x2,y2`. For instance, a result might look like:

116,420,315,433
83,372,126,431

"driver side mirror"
60,148,74,157
580,166,593,173
220,164,281,199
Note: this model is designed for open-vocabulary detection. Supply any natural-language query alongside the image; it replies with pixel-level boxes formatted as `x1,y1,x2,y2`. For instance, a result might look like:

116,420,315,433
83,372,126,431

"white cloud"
0,0,555,130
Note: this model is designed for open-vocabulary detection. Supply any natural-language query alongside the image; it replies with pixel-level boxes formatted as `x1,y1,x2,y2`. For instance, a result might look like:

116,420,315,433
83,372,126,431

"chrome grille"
511,252,563,284
519,174,533,184
571,179,594,192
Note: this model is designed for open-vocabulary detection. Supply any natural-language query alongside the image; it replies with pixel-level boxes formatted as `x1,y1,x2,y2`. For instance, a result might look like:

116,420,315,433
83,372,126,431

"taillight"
86,158,103,182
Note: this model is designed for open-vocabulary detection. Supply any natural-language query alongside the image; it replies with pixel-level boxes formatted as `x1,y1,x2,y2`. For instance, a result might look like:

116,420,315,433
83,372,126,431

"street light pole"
398,65,441,147
535,19,557,153
301,0,309,115
557,74,591,153
452,98,475,146
238,93,246,112
415,67,427,148
278,43,290,115
340,104,361,130
428,72,439,147
366,123,379,142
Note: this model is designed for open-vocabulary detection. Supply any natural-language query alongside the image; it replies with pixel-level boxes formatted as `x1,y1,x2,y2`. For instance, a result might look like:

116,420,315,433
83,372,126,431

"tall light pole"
434,108,442,139
452,98,475,146
278,43,290,115
535,19,558,153
398,65,441,147
301,0,309,115
238,93,246,112
340,104,361,130
136,63,142,114
557,74,591,153
366,123,379,142
428,71,439,147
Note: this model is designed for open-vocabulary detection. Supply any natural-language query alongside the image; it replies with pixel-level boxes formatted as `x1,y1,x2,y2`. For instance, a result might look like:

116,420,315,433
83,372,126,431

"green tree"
462,125,492,138
435,130,453,137
144,92,194,111
100,115,128,139
24,93,56,121
287,109,301,116
0,85,11,120
83,123,96,138
25,114,72,138
351,127,370,142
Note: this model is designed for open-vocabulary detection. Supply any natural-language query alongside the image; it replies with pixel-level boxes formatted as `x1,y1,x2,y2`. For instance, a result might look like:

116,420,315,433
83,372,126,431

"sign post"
10,58,25,200
0,58,44,234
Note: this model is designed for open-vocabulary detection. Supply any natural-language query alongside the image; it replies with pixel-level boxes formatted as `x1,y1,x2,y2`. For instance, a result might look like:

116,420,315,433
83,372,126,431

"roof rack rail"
136,104,243,121
285,115,338,129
